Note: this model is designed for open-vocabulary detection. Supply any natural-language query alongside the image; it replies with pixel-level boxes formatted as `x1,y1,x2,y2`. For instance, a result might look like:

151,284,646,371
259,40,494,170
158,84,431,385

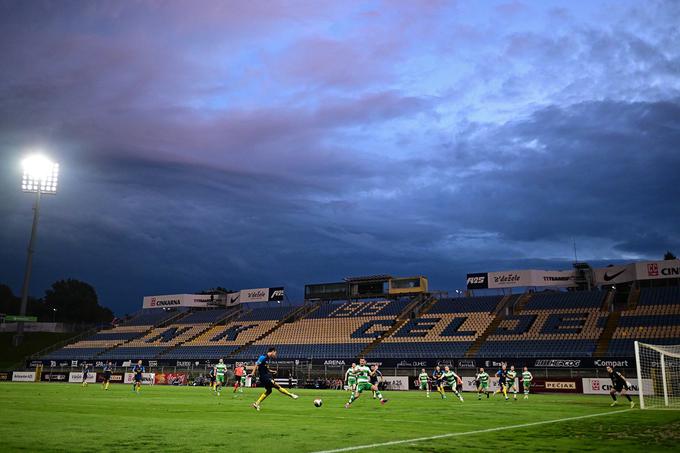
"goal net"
635,341,680,409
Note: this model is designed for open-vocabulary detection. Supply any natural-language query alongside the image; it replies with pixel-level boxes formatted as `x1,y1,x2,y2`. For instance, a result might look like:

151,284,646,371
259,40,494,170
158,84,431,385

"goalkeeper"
607,366,634,408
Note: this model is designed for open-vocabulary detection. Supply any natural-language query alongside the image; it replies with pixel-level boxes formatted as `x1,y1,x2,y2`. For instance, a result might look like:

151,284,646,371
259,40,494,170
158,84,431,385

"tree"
44,279,113,323
0,284,17,314
0,284,49,320
664,251,677,260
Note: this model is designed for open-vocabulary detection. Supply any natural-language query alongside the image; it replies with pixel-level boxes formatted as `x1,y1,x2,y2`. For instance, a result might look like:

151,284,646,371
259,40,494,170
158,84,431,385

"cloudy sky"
1,0,679,315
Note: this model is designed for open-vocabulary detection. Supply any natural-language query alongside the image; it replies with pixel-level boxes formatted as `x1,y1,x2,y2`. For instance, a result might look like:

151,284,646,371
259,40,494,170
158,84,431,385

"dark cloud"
1,0,679,314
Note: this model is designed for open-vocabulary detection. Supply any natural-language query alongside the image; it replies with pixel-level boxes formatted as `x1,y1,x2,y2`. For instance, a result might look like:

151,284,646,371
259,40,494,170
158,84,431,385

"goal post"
635,341,680,409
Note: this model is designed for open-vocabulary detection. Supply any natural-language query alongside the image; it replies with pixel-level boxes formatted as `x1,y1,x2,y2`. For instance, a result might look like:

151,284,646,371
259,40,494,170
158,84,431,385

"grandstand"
607,286,680,355
34,266,680,366
235,298,412,360
477,290,607,358
367,296,503,359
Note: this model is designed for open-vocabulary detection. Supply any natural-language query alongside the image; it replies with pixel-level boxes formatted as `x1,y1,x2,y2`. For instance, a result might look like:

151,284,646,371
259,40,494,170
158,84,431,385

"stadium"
2,1,680,452
2,262,680,451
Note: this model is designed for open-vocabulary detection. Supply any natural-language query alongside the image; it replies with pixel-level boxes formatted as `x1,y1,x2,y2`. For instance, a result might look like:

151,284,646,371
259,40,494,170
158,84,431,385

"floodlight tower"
13,154,59,346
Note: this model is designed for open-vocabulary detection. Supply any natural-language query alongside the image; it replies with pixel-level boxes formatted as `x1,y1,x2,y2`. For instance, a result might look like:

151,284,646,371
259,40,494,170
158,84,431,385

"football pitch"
1,383,679,452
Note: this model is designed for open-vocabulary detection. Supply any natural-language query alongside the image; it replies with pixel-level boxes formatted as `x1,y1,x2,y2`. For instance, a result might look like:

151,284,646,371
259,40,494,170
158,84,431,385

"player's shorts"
356,382,373,393
478,382,489,389
210,376,216,383
419,382,429,390
83,372,88,379
261,377,275,391
240,376,246,384
498,379,506,388
103,372,112,381
348,378,357,386
433,379,442,387
613,383,627,392
216,375,225,384
134,374,143,382
523,381,531,389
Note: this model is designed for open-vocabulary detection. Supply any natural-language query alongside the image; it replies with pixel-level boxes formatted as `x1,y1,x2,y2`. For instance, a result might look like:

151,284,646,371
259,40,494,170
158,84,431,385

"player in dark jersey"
102,361,113,390
494,364,509,400
370,365,383,399
607,366,634,408
432,366,445,399
251,347,299,411
132,360,145,393
81,364,90,387
208,366,216,392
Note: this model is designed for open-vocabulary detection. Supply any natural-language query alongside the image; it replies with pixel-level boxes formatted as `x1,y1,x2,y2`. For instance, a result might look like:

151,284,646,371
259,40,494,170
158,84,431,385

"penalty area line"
311,408,634,453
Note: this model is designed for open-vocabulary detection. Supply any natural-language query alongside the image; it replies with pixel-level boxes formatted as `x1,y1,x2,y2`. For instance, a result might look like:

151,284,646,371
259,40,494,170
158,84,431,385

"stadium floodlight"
13,154,60,347
22,154,59,194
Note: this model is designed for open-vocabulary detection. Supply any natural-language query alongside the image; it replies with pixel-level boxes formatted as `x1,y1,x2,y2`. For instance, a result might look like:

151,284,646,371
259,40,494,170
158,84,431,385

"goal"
634,341,680,409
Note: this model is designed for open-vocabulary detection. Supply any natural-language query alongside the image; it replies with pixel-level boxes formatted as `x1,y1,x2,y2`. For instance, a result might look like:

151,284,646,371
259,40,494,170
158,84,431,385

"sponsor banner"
69,372,97,383
269,287,285,301
461,376,579,393
240,288,269,303
535,270,578,288
635,259,680,281
582,378,653,395
533,359,582,368
41,372,68,382
323,360,346,367
382,376,409,391
96,372,124,383
142,294,225,309
536,379,581,393
124,372,156,384
457,359,477,369
593,264,636,285
486,270,578,289
0,372,12,381
395,360,429,368
591,359,633,368
466,273,489,290
12,371,36,382
25,356,639,370
488,270,533,289
226,292,240,306
545,381,577,390
155,373,188,385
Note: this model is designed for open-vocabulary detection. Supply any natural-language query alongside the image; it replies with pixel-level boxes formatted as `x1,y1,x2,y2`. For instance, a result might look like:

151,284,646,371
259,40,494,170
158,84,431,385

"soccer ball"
313,399,323,407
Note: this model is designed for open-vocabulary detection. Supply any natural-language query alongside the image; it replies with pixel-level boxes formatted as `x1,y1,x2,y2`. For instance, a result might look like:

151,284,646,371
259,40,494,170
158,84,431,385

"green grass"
0,384,678,452
0,332,80,369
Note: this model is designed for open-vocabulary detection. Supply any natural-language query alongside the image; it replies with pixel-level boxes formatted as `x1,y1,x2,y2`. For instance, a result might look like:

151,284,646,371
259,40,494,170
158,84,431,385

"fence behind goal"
635,341,680,409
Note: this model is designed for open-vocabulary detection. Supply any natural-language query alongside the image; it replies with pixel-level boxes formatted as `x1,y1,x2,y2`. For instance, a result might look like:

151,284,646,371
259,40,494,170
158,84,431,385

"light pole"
52,308,57,323
13,154,59,346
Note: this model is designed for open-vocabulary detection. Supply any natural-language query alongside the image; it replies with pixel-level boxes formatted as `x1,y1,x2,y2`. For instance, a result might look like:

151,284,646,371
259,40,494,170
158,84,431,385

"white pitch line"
311,408,634,453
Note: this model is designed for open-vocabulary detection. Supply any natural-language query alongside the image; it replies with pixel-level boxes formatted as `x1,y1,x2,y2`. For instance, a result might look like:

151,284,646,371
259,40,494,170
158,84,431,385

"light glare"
21,154,59,194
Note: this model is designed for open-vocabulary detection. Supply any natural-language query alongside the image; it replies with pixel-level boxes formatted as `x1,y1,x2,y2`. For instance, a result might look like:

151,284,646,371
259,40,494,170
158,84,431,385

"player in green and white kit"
442,366,464,402
476,367,490,400
506,365,518,400
214,358,228,396
345,363,358,392
418,368,430,397
522,366,533,399
345,358,388,408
